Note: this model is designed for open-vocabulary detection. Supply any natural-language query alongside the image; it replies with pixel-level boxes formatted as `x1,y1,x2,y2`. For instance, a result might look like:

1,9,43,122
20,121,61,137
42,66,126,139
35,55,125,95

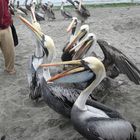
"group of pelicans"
16,1,140,140
9,0,90,23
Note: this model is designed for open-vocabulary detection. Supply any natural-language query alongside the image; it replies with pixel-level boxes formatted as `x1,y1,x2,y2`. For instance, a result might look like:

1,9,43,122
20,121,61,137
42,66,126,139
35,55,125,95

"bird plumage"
67,0,90,23
40,77,123,118
16,1,28,15
41,3,55,20
72,107,137,140
60,2,72,19
97,39,140,85
39,58,123,118
69,57,137,140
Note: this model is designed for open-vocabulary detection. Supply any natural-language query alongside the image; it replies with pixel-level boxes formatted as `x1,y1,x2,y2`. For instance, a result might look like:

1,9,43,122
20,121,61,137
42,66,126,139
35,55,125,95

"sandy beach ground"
0,5,140,140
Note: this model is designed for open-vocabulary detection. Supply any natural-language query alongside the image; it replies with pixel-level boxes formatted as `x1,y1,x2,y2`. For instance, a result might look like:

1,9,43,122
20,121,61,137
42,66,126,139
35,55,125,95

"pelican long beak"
67,18,75,32
48,67,85,82
69,35,88,52
18,15,44,41
79,0,82,10
40,59,81,67
30,4,37,22
40,60,84,82
73,39,93,60
64,30,85,52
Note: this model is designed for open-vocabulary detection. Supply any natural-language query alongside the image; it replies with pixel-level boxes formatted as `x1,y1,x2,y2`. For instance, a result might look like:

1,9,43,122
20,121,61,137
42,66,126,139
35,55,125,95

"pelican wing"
35,12,45,21
61,10,72,18
86,99,123,119
74,0,90,17
19,7,28,15
97,39,140,85
67,0,77,9
40,77,81,117
47,9,55,19
87,118,137,140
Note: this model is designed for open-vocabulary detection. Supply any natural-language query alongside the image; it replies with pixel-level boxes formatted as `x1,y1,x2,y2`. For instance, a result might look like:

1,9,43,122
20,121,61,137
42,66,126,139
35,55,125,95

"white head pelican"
39,57,123,119
43,57,137,140
62,24,89,61
18,15,55,100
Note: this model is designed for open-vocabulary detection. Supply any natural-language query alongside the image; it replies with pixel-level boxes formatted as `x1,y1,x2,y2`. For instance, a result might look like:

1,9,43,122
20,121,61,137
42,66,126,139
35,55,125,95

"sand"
0,5,140,140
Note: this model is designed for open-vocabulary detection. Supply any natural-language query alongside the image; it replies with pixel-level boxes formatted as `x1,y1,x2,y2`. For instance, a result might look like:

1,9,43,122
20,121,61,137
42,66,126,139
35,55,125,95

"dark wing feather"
97,39,140,85
63,10,72,18
74,0,90,17
35,12,45,21
47,83,81,105
40,77,81,117
86,99,123,119
19,7,28,15
67,0,77,9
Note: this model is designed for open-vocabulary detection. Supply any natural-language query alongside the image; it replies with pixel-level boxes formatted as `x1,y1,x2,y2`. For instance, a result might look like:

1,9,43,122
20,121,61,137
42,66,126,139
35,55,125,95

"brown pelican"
16,1,28,15
48,0,54,8
18,15,55,100
62,24,89,61
67,0,90,23
97,39,140,84
60,1,72,19
39,58,122,118
66,17,78,41
68,33,96,60
41,2,55,20
61,17,78,61
25,0,32,11
32,2,45,21
62,27,140,85
44,57,137,140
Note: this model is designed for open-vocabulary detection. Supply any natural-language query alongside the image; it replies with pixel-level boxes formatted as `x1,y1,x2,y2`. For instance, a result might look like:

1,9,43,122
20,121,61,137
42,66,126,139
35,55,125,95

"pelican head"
18,15,55,61
40,56,106,84
19,15,44,44
70,33,96,59
30,3,42,31
65,24,89,51
67,17,78,32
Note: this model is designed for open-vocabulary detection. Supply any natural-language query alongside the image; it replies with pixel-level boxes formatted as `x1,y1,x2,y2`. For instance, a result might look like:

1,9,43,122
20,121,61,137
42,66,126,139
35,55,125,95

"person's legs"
0,27,15,74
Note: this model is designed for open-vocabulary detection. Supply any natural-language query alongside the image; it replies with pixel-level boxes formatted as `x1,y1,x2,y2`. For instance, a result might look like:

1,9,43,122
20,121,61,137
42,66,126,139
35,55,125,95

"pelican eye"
89,36,94,40
81,29,86,32
80,60,96,82
81,60,90,70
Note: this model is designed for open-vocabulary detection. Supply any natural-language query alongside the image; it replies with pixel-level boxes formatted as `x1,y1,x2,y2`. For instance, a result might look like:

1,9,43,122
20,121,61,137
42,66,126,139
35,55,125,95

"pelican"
69,33,96,60
18,15,55,100
62,24,89,61
44,57,137,140
16,1,28,15
31,2,45,21
48,0,54,8
60,1,72,19
41,3,55,20
67,0,90,23
25,0,32,11
34,12,45,21
62,29,140,85
97,39,140,84
61,17,78,61
66,17,78,42
39,58,122,118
